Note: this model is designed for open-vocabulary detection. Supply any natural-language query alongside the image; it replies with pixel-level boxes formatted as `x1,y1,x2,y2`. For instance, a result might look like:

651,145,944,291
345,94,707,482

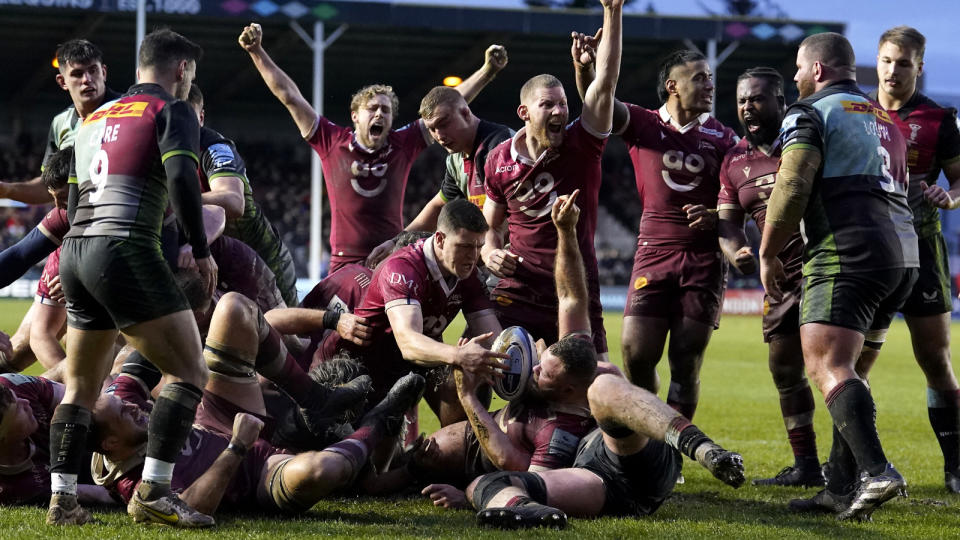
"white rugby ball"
491,326,538,401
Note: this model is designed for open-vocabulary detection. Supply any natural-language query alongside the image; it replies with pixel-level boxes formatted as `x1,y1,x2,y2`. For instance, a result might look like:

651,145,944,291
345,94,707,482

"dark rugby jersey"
66,84,201,249
494,399,596,471
779,80,918,275
620,104,738,250
718,138,803,273
198,127,297,304
438,120,514,209
0,374,62,505
43,88,122,169
870,91,960,238
307,117,430,265
484,118,606,307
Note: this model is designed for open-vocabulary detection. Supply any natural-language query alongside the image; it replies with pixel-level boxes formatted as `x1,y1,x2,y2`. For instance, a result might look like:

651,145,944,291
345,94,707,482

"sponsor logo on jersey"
698,126,725,138
742,166,751,178
495,295,513,307
495,164,520,174
84,101,149,124
389,273,419,295
468,194,486,208
908,123,922,142
841,100,893,123
208,143,236,168
699,140,716,151
634,276,648,289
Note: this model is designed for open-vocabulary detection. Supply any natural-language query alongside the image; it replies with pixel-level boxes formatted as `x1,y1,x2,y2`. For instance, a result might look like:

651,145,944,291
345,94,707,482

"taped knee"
268,458,313,514
472,471,547,509
863,328,888,351
204,339,256,380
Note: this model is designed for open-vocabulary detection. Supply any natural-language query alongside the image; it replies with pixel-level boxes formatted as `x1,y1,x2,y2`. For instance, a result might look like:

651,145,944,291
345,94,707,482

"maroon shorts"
624,247,725,328
196,389,273,438
762,275,801,342
494,296,608,354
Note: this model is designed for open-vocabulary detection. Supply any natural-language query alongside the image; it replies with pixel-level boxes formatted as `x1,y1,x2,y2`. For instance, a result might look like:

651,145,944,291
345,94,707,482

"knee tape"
472,471,547,509
204,340,256,380
863,328,888,351
268,457,313,514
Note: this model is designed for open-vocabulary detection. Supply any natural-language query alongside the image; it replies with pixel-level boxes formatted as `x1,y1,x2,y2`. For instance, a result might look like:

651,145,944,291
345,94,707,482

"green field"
3,298,960,538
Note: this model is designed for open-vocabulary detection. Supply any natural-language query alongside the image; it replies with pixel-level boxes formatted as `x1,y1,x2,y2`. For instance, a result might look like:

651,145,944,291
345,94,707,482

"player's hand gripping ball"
490,326,538,401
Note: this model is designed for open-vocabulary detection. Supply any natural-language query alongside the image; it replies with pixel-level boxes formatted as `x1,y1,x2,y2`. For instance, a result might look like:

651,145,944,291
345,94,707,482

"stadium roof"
2,1,842,137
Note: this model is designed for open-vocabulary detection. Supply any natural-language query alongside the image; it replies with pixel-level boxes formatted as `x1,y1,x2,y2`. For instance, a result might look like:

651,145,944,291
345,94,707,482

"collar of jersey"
422,236,457,295
658,105,710,134
508,127,541,167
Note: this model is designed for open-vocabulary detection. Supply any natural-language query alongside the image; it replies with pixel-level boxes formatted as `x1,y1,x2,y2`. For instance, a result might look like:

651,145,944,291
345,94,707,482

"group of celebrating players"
0,0,958,530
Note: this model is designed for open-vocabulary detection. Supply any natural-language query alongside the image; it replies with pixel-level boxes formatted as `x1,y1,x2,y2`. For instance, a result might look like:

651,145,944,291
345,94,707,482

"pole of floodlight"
309,21,325,285
136,0,145,79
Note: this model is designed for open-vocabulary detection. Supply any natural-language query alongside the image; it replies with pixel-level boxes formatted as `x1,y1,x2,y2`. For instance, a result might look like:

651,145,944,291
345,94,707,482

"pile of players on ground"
2,0,959,529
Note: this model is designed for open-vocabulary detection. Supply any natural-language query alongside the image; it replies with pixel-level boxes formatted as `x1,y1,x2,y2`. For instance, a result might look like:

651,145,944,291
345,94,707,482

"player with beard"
857,26,960,493
760,32,918,520
573,38,737,419
717,68,822,487
481,0,624,357
239,23,506,272
47,29,218,527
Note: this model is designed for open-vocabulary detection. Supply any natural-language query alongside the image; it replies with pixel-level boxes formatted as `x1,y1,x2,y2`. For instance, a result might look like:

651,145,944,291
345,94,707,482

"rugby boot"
477,501,567,530
788,487,853,514
753,463,825,488
46,493,93,526
359,372,426,437
945,469,960,494
836,463,907,522
696,446,745,488
127,485,215,528
298,374,372,437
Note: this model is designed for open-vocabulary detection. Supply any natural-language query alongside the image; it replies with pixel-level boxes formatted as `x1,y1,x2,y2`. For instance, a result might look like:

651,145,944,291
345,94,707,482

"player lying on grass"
466,373,745,529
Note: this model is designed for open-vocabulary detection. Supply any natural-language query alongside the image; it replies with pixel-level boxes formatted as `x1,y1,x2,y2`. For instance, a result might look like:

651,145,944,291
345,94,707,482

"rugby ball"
491,326,538,401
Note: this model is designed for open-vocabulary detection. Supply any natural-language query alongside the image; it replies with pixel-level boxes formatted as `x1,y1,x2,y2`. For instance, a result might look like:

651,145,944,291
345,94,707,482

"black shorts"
900,233,952,317
463,422,498,485
573,428,681,517
799,268,918,334
60,236,189,330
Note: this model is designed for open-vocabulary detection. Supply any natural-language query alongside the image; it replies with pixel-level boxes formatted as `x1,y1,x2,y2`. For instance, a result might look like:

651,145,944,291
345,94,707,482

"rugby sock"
48,404,92,496
927,388,960,472
665,416,713,460
825,378,888,476
255,319,314,404
324,438,371,473
666,381,698,420
144,382,202,492
777,380,819,463
826,425,857,493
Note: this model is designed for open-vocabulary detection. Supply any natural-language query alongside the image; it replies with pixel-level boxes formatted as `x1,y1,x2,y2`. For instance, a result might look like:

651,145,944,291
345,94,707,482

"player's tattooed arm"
455,45,508,104
239,23,318,138
718,209,757,275
456,368,531,471
553,191,590,338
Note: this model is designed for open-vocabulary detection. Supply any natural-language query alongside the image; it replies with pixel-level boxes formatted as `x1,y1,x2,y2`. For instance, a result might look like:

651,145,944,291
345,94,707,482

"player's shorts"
800,268,919,334
36,246,63,307
463,422,498,484
899,232,952,317
624,247,725,328
762,272,802,342
196,389,273,439
573,428,681,517
60,236,189,330
493,296,608,354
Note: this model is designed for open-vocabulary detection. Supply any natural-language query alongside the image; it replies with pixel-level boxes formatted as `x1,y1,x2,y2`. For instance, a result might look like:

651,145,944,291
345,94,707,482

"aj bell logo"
389,273,419,295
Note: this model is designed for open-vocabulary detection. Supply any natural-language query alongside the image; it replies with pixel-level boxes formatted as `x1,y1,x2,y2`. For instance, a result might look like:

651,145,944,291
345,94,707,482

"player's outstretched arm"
552,190,589,338
456,368,532,471
0,227,58,289
239,23,318,138
180,413,264,515
389,305,509,374
580,0,623,136
571,29,628,135
265,307,372,347
455,45,508,104
0,177,54,205
718,209,756,275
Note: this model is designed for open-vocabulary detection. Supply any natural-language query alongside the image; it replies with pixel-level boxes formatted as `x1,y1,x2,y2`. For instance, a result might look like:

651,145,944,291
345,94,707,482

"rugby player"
572,35,737,419
0,40,120,204
366,86,514,265
239,23,506,272
759,32,918,520
412,192,597,502
186,85,300,306
466,374,744,529
717,67,822,486
481,0,624,357
340,199,507,426
861,26,960,493
46,29,218,527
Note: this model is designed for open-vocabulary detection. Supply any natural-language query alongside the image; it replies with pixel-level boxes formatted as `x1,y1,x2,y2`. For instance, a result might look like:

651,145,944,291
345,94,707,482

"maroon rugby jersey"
494,400,596,471
622,104,737,249
36,247,62,303
718,138,803,272
300,263,373,368
0,374,63,504
37,208,70,245
307,117,430,269
484,118,606,306
209,236,284,313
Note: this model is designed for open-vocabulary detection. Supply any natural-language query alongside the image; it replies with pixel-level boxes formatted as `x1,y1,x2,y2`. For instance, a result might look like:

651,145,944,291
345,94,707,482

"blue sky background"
375,0,959,98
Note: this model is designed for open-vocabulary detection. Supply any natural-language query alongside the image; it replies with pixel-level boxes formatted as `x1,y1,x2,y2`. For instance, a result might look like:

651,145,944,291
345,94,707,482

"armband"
322,310,341,330
226,441,247,457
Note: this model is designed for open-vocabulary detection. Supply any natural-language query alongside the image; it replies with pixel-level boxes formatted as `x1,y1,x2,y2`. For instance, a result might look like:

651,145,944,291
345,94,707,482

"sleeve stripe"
781,143,819,155
208,172,248,182
717,203,742,212
437,190,450,203
37,225,62,246
161,150,199,165
385,298,422,311
68,176,78,185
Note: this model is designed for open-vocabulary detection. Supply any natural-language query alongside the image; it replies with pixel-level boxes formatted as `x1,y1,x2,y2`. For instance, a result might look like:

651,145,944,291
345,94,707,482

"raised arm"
455,368,531,471
580,0,623,135
0,177,54,205
552,191,589,338
571,29,628,134
455,45,508,104
239,23,318,137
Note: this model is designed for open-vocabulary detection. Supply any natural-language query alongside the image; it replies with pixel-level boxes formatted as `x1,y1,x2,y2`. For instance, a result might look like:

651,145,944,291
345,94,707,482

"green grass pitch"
2,298,959,538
